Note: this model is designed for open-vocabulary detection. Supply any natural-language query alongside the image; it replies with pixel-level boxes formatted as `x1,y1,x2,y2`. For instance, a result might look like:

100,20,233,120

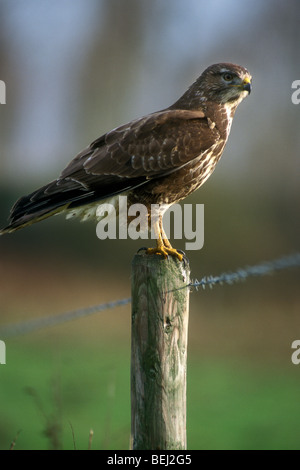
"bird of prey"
0,63,251,260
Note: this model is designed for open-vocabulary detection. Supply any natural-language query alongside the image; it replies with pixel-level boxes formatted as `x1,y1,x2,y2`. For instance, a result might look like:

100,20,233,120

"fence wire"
188,252,300,290
0,252,299,338
0,298,131,338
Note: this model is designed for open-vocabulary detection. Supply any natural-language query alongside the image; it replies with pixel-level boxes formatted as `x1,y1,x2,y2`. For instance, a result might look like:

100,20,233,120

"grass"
0,339,131,450
187,359,300,450
0,199,299,450
1,338,300,450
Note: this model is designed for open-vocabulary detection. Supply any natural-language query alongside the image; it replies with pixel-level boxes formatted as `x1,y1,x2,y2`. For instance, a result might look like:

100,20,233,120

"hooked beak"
242,76,252,94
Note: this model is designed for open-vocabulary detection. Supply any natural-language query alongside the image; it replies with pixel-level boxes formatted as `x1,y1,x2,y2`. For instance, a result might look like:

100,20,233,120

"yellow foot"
146,246,183,261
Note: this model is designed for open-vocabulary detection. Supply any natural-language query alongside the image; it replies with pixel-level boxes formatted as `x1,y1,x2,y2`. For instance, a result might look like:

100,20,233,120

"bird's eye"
222,72,234,81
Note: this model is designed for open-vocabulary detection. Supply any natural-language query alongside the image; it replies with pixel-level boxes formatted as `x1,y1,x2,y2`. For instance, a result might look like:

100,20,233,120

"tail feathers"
1,174,149,234
0,199,69,234
0,208,68,234
0,180,93,234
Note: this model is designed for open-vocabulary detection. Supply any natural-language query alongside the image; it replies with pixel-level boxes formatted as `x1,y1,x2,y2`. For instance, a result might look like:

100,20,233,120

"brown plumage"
1,63,252,259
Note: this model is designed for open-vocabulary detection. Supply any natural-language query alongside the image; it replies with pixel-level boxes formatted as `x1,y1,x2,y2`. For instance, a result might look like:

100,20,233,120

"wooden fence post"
131,252,190,450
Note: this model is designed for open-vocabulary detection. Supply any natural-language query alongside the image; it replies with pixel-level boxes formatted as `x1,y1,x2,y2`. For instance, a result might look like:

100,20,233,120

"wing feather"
1,108,220,232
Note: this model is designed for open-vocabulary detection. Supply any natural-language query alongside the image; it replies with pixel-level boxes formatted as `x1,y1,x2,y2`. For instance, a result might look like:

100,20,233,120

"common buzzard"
1,63,251,260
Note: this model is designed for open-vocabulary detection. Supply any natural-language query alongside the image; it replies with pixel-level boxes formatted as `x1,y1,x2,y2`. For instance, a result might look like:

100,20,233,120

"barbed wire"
188,252,300,290
0,252,299,338
0,297,131,338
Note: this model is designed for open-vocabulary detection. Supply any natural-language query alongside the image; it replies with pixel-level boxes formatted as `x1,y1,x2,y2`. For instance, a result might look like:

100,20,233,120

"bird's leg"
146,215,183,261
160,217,184,261
159,217,173,249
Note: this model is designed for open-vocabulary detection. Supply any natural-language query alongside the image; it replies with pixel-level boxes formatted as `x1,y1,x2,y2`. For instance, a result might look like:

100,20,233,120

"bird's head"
199,63,252,106
172,62,252,111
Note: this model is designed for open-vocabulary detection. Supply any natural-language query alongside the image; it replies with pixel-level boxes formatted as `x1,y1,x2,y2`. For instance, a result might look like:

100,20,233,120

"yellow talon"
146,245,183,261
143,213,184,261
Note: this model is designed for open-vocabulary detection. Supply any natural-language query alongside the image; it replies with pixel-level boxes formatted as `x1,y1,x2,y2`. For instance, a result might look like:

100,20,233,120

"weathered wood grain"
131,253,190,450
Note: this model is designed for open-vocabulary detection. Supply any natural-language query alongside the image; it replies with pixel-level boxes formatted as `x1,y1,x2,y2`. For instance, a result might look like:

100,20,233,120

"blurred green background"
0,0,300,450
